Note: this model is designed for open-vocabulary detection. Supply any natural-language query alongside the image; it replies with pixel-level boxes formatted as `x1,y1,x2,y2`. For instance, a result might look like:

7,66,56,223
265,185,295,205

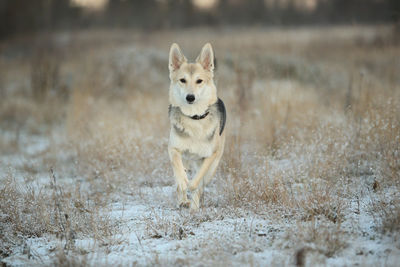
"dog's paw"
178,200,190,209
176,182,189,208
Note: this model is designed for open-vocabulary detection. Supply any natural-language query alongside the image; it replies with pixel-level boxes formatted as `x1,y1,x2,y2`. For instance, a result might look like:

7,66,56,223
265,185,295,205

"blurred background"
1,0,400,40
0,0,399,178
1,1,400,265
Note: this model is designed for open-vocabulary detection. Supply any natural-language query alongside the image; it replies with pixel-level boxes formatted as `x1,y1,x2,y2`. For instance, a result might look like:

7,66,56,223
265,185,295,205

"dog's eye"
179,78,186,83
196,79,203,84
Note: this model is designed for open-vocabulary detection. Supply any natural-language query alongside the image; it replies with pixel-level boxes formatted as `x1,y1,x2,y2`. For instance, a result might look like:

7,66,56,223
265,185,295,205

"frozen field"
1,26,400,266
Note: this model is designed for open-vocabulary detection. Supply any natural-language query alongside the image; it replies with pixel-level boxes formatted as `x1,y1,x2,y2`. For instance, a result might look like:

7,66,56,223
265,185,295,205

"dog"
168,43,226,211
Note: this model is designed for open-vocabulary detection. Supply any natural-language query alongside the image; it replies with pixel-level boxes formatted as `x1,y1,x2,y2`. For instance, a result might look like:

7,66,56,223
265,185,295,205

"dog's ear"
196,43,214,72
169,43,186,72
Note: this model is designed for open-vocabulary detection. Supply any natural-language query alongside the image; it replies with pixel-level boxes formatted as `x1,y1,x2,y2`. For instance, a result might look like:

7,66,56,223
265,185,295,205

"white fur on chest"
169,113,218,158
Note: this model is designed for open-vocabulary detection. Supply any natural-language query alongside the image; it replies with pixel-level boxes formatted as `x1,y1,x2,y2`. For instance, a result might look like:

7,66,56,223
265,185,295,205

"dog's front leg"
188,151,219,210
169,147,190,208
188,151,218,192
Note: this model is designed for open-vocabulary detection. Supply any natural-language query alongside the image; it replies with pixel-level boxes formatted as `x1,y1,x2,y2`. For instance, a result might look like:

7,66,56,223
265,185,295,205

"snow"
3,173,399,266
2,117,400,267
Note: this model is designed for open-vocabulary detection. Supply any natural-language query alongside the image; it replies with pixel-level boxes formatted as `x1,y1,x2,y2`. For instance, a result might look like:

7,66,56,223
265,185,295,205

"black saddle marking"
217,98,226,136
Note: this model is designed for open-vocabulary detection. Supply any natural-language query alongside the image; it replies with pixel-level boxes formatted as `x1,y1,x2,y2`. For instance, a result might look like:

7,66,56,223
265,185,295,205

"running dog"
168,43,226,211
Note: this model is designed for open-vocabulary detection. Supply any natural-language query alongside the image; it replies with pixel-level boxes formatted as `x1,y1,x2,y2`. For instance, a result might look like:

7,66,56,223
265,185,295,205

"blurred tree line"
1,0,399,40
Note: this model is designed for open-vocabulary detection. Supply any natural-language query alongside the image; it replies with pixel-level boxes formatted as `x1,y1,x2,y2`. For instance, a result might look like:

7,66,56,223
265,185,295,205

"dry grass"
291,219,347,264
0,25,399,265
0,168,113,259
370,190,400,236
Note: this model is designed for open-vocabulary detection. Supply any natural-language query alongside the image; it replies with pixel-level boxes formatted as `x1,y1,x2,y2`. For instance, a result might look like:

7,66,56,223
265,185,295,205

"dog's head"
168,43,217,116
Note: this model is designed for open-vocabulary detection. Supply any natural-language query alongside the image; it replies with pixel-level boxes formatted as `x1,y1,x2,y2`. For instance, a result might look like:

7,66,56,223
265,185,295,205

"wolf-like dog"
168,43,226,211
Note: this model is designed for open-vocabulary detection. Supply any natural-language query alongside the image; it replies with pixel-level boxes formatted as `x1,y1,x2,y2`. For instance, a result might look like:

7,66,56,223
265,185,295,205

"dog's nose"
186,94,195,103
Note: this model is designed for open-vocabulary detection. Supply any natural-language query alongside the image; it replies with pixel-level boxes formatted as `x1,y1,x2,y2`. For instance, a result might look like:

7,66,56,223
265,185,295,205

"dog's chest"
169,107,218,158
178,116,216,139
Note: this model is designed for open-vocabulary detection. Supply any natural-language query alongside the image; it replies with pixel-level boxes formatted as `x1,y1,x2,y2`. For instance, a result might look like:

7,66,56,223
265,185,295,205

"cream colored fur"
168,43,226,211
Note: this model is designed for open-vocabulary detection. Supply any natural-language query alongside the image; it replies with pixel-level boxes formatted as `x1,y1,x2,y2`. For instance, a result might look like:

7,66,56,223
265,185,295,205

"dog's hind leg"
169,147,190,208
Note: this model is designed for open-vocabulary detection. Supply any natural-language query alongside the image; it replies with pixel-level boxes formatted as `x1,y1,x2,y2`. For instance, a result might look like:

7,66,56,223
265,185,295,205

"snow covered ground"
1,125,399,266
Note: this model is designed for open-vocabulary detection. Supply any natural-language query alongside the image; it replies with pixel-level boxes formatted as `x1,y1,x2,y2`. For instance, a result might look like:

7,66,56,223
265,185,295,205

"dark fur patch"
173,124,189,138
217,98,226,135
207,127,217,141
168,105,172,116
